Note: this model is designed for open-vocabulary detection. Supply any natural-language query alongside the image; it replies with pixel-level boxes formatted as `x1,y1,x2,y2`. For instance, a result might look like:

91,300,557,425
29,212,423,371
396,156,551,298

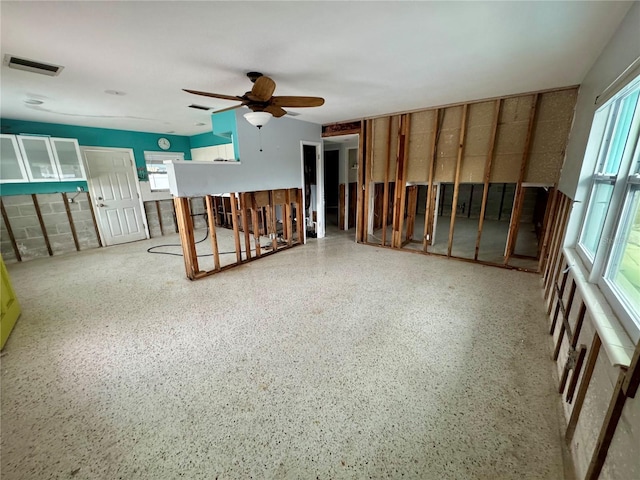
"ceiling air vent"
189,104,211,111
3,54,64,76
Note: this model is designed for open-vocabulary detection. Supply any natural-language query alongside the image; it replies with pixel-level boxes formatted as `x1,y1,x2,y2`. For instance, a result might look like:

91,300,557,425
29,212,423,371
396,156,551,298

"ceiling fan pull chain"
259,128,263,152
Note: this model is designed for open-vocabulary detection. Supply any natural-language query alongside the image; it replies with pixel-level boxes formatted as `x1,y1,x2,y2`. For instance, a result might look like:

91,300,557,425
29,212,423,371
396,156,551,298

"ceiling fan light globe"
244,111,272,128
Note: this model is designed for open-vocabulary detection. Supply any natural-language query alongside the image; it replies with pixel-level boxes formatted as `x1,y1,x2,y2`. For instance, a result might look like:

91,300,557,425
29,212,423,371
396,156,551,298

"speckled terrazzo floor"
2,229,571,479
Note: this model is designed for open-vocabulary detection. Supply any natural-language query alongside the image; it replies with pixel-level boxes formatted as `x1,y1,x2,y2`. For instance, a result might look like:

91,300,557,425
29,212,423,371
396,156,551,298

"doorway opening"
324,150,340,229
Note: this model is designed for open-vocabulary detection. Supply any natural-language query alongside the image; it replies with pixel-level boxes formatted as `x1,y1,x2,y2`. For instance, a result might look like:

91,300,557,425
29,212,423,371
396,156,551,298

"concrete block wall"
0,193,100,263
144,200,178,238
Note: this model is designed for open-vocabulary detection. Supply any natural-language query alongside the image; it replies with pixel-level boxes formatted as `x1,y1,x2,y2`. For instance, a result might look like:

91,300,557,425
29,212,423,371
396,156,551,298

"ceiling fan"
183,72,324,128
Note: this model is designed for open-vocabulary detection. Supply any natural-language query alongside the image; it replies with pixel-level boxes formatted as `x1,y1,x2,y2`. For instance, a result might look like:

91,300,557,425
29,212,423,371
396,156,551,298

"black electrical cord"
146,212,272,258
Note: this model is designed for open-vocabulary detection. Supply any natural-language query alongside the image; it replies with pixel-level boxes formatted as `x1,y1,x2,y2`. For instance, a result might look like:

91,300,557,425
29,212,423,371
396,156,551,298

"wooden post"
174,197,200,279
356,120,365,243
382,116,393,246
239,193,252,260
423,109,440,251
538,187,559,272
363,119,373,243
405,185,418,243
228,193,243,264
545,199,571,302
447,104,469,257
475,99,501,260
250,193,262,257
297,188,304,244
0,200,22,262
505,93,539,264
31,194,53,256
338,184,346,231
155,200,164,235
391,114,410,248
61,193,80,251
86,192,103,247
204,195,221,271
285,190,293,247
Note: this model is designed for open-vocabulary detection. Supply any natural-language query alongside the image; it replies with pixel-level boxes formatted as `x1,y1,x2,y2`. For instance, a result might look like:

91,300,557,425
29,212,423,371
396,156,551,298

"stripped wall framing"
352,86,578,272
173,188,304,280
542,191,640,480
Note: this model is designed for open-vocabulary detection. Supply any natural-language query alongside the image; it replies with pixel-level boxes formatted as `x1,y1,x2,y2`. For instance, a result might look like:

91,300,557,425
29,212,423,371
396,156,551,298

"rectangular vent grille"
189,104,211,111
3,55,64,76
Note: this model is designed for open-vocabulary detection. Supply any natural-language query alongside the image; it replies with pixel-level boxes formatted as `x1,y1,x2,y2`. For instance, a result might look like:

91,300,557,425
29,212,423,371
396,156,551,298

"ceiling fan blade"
264,105,287,118
248,76,276,102
212,104,244,114
271,96,325,108
183,89,244,102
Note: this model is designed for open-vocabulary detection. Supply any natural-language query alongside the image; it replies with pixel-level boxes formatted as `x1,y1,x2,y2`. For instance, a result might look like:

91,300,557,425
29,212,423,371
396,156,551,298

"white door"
83,148,147,246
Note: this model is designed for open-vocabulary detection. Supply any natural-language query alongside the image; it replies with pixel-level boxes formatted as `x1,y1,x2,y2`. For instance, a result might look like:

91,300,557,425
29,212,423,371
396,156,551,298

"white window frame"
575,73,640,341
144,151,184,192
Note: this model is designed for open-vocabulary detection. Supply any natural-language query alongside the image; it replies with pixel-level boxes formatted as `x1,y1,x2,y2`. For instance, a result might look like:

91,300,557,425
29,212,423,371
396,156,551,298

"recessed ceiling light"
25,99,43,105
105,90,126,96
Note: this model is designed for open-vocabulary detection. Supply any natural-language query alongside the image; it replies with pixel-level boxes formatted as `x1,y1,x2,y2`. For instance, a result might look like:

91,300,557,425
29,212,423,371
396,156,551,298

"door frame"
300,141,324,241
80,146,149,245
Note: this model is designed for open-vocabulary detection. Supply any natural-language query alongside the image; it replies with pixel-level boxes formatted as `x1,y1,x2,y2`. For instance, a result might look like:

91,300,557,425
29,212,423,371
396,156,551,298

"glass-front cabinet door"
17,135,59,182
50,138,86,181
0,135,28,183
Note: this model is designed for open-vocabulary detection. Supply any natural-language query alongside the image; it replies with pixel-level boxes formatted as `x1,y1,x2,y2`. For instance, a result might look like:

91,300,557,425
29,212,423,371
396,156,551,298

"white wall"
167,110,321,196
559,3,640,244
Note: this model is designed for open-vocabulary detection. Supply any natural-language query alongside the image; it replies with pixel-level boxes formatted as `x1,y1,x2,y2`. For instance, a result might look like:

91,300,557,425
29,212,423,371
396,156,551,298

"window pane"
606,185,640,322
580,181,615,257
600,90,639,175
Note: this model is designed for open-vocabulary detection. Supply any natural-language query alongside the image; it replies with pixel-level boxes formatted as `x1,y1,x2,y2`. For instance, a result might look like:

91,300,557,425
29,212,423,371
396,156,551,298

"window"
577,74,640,339
144,151,184,192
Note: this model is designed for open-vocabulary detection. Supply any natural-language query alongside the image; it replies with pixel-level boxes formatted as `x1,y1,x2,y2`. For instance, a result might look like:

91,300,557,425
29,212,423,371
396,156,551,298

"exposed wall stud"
204,195,221,271
61,192,80,251
447,104,469,257
0,200,21,262
174,197,200,279
382,116,393,246
31,194,53,256
423,109,440,252
155,200,164,235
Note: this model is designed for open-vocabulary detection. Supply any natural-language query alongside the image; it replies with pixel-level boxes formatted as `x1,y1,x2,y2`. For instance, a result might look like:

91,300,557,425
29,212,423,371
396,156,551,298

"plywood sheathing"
526,89,578,184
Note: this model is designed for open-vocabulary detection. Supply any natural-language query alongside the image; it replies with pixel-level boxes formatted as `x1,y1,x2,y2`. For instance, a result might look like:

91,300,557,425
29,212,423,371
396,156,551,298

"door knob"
98,203,106,207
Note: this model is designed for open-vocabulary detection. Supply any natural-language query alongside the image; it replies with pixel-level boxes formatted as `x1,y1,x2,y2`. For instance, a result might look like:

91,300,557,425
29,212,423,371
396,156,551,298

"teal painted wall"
189,131,230,149
1,118,192,196
211,111,239,160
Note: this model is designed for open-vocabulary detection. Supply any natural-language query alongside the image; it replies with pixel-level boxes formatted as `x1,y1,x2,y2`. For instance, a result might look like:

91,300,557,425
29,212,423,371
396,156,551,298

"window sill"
564,247,636,367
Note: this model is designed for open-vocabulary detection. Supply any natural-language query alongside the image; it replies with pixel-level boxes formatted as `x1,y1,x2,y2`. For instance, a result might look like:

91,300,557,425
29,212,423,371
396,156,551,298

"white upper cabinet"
50,137,86,181
0,135,29,183
15,135,86,182
17,135,58,182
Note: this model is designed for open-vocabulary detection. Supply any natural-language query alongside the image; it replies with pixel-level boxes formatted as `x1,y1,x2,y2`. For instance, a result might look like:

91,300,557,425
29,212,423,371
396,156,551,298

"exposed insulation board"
272,189,287,205
525,89,578,183
372,117,390,182
434,106,463,183
406,110,435,182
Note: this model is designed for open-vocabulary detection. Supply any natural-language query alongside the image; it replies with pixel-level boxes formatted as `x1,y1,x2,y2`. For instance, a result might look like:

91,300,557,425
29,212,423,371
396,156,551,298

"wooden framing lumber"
553,280,577,360
155,200,164,235
505,94,539,264
229,193,243,263
363,119,373,243
405,185,418,242
61,193,80,252
391,114,411,248
86,192,103,247
566,344,587,403
423,109,440,251
322,120,362,137
174,196,200,280
566,333,601,442
239,193,252,260
382,117,393,246
550,265,568,330
0,200,21,262
447,104,468,257
475,100,501,260
250,194,262,258
338,184,346,231
356,120,365,243
204,195,221,271
545,195,570,296
538,187,559,272
285,190,293,247
297,188,305,244
31,194,52,256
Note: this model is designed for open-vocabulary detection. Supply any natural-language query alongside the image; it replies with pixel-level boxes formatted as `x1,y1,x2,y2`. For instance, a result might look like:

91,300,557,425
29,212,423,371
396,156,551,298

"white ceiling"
0,1,633,136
